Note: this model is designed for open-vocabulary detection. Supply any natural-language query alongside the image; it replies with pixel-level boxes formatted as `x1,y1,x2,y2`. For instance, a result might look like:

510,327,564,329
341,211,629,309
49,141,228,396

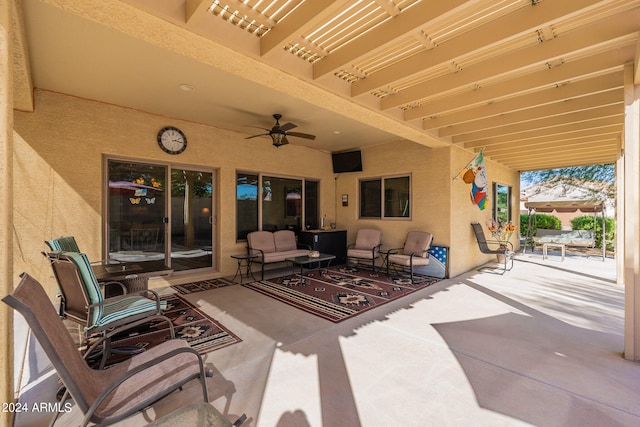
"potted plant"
487,219,516,262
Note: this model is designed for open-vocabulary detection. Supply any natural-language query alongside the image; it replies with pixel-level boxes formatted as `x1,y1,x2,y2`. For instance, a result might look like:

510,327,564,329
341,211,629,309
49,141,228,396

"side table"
230,254,257,283
542,242,566,261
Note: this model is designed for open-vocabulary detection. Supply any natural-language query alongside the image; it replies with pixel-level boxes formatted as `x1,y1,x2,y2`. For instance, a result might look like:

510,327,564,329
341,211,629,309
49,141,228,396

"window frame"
236,171,319,241
359,174,412,220
492,182,512,223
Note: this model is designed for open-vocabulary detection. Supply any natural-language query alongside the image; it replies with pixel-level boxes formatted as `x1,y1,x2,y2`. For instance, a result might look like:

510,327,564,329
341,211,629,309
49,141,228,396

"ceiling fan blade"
280,122,297,132
245,133,268,139
287,131,316,140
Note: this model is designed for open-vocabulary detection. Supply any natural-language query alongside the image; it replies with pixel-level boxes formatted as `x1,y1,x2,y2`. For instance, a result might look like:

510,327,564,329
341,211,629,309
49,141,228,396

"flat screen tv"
332,150,363,173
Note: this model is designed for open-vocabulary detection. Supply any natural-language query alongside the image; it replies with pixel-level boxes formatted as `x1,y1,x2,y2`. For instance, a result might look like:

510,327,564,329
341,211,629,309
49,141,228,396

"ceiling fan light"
271,132,285,147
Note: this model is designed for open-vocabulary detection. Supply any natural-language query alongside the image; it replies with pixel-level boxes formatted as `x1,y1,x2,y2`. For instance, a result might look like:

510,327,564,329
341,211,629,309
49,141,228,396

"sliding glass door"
106,159,215,273
170,168,214,272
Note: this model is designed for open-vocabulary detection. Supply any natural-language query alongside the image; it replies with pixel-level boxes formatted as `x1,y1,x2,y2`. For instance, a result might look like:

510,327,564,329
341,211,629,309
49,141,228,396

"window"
360,175,410,219
236,172,318,240
493,183,512,223
236,173,258,241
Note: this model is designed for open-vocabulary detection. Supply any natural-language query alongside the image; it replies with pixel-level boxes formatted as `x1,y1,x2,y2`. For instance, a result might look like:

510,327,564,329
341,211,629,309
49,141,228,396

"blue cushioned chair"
45,235,82,252
44,251,175,368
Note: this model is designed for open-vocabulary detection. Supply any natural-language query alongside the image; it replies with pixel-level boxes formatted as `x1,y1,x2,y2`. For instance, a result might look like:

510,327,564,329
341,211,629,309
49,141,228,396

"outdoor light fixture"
270,132,285,147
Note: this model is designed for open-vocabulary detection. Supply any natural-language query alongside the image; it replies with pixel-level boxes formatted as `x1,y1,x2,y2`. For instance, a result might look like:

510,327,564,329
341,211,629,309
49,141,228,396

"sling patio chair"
45,235,126,296
2,273,210,427
385,231,433,283
44,251,175,368
346,228,382,272
470,222,514,274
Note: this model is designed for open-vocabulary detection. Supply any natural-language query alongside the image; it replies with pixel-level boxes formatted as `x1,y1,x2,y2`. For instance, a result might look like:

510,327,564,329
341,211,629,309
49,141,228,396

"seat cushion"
402,231,433,257
95,296,164,328
388,254,430,266
247,231,276,255
354,229,381,250
347,248,376,259
262,249,309,263
274,230,297,252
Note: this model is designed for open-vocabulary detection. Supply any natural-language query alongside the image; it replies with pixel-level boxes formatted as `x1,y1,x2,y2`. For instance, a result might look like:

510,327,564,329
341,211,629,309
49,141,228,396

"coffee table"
286,253,336,280
542,242,566,261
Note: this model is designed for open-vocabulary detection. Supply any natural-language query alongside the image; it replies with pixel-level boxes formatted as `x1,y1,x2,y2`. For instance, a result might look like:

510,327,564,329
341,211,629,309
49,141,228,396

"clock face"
157,126,187,154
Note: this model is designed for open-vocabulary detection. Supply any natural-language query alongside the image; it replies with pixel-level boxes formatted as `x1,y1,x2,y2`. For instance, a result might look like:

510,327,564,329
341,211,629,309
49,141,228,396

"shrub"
571,215,615,249
520,213,561,238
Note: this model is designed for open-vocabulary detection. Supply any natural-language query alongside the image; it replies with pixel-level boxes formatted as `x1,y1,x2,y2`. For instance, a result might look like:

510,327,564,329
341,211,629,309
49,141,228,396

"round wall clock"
157,126,187,154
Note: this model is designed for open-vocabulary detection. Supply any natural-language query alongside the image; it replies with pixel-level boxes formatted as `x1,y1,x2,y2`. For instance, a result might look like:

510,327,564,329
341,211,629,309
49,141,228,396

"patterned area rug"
242,266,441,322
94,294,241,365
171,278,235,294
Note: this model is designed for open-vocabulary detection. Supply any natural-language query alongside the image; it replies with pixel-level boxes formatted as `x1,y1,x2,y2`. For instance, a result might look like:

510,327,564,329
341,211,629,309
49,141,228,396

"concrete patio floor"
16,250,640,427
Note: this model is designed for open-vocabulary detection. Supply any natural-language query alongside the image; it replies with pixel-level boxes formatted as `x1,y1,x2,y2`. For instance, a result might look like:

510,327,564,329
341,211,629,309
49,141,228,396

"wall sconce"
342,194,348,206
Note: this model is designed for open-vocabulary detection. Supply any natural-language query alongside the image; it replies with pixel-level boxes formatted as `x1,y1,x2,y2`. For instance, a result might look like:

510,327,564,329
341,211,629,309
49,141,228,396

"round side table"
230,254,258,284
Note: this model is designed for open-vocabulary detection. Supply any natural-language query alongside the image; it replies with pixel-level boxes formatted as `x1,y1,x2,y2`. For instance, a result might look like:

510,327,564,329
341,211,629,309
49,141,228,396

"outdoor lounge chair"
44,251,174,368
471,222,514,274
385,231,433,283
45,235,126,296
347,228,382,272
45,235,83,252
2,273,209,427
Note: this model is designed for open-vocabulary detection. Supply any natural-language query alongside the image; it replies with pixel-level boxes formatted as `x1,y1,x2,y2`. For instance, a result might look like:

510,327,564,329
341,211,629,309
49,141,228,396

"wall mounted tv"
332,150,363,173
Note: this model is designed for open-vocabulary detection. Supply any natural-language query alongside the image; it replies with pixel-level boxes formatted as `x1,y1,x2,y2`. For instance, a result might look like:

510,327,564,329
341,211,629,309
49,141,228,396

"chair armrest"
485,239,514,251
409,249,430,259
87,288,165,320
83,312,176,358
99,280,127,296
383,247,403,256
247,246,265,261
297,243,312,251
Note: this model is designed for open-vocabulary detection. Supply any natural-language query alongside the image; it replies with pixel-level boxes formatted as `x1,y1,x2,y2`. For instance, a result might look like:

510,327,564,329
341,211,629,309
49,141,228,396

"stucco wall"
335,141,451,261
13,90,520,294
450,144,520,275
13,90,335,294
335,142,520,277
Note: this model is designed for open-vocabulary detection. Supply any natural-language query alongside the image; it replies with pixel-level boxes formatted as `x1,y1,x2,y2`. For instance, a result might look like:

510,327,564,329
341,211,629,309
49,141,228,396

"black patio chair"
471,223,514,274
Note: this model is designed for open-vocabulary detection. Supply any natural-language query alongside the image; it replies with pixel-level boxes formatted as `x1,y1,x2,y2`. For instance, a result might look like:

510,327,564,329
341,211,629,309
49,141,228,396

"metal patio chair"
471,222,514,274
2,273,209,427
43,251,174,368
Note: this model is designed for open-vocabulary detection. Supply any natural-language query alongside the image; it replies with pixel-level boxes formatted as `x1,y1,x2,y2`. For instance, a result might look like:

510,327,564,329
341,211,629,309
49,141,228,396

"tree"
521,164,614,186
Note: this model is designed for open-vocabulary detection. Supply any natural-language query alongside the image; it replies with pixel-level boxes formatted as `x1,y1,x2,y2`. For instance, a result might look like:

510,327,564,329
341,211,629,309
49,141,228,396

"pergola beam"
439,93,623,138
381,8,640,110
351,0,605,96
404,47,632,121
312,0,468,78
423,71,624,130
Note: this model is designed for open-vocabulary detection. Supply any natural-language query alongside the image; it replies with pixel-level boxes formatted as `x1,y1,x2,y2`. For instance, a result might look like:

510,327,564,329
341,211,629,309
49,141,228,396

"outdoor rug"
242,266,441,322
92,293,241,366
171,278,235,294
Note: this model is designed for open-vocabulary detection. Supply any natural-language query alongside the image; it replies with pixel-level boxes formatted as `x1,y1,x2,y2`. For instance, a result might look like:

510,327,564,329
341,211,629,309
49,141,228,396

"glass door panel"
170,169,214,272
107,160,167,264
262,176,303,233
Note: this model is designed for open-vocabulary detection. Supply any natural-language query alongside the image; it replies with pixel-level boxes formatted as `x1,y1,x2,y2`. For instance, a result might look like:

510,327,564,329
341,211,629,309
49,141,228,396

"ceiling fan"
246,114,316,147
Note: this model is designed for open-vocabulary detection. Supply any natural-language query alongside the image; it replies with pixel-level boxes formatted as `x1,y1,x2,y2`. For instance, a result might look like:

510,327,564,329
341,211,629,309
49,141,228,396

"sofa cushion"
247,231,276,255
274,230,297,252
263,249,309,263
